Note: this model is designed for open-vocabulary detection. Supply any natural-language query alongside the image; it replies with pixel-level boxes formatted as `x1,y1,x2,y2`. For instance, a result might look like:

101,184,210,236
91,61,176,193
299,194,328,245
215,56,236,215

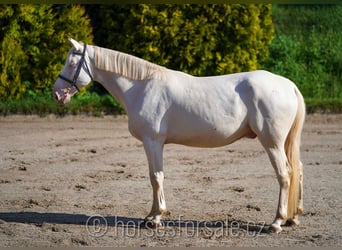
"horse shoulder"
127,78,173,141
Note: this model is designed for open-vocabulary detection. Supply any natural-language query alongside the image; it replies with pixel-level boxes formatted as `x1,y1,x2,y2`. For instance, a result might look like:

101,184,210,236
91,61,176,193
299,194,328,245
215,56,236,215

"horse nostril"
54,91,61,102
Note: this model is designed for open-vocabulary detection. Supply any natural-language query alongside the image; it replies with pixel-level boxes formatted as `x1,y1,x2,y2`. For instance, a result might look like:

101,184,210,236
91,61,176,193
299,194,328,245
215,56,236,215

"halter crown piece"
58,44,93,92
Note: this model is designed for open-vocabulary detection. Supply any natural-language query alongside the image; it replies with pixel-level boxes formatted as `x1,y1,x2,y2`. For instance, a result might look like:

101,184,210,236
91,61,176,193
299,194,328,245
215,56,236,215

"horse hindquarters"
250,83,305,233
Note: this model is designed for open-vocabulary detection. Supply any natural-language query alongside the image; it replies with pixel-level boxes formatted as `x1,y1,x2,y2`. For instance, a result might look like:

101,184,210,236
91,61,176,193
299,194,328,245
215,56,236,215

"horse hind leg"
264,145,291,233
256,119,303,233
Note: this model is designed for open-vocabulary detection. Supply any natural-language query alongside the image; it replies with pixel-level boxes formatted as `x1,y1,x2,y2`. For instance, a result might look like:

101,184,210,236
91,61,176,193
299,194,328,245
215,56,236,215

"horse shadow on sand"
0,211,270,235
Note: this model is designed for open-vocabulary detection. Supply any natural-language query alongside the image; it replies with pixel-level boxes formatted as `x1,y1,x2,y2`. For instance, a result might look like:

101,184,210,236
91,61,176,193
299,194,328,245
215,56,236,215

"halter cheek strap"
58,44,93,92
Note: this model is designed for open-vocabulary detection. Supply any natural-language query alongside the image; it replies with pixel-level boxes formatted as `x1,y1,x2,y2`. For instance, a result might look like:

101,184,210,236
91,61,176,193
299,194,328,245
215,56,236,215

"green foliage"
264,5,342,100
0,4,93,100
0,91,123,116
94,4,274,76
0,34,27,99
2,4,340,115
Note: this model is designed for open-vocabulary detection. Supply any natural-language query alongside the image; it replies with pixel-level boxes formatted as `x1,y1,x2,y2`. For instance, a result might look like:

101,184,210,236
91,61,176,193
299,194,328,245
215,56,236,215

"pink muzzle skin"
55,90,72,104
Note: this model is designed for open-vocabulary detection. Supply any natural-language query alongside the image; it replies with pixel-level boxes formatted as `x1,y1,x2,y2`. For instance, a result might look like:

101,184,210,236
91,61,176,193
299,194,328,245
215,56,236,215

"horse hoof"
286,218,300,226
140,220,162,229
268,225,282,234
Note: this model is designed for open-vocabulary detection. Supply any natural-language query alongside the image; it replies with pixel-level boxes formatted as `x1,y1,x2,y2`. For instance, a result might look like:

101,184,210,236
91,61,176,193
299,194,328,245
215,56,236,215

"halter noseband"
58,44,93,92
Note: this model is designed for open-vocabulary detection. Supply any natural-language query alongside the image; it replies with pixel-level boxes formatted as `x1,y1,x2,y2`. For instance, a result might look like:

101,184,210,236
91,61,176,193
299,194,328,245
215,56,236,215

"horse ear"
68,37,83,51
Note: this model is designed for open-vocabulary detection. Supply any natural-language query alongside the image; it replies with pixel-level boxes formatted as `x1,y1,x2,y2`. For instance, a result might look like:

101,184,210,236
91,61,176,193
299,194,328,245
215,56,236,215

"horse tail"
285,86,305,219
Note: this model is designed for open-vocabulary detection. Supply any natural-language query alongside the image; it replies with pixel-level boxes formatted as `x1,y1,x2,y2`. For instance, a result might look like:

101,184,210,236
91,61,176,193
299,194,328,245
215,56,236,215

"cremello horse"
54,38,305,233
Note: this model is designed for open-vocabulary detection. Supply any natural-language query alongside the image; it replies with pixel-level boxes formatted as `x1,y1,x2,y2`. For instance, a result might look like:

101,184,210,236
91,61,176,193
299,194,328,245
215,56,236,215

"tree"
0,4,93,100
92,4,274,76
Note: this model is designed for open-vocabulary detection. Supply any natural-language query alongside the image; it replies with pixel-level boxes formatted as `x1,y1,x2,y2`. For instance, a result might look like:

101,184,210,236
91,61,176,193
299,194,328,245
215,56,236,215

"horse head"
53,38,93,104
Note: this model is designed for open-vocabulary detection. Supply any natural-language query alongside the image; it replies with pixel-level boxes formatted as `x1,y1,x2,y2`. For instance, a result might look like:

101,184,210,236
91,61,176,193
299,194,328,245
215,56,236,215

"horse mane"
94,46,167,81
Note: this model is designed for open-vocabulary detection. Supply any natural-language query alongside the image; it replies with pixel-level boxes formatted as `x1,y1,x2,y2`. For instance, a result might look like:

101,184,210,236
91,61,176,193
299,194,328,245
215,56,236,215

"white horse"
54,38,305,233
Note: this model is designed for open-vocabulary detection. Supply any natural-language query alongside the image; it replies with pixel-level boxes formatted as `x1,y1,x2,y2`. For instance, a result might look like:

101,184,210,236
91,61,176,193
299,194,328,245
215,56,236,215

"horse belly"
165,110,249,147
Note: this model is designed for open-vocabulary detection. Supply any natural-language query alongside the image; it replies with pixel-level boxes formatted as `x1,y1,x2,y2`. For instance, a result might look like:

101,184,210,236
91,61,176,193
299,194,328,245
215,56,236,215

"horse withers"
54,38,305,233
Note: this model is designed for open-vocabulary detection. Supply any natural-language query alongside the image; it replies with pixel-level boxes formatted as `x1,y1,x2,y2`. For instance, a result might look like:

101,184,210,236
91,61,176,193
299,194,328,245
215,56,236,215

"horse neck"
90,65,138,114
98,74,135,113
89,45,157,114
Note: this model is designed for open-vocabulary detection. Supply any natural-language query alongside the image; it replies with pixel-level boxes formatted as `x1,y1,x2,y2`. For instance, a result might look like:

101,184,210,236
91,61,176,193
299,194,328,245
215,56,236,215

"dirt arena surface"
0,113,341,247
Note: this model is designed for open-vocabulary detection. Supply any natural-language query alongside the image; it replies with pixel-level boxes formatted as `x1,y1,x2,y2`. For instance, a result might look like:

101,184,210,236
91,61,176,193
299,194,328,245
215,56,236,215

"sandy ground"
0,113,341,247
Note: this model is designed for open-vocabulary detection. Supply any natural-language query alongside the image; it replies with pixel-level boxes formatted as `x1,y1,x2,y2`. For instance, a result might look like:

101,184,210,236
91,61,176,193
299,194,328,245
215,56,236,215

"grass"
305,98,342,114
0,92,124,117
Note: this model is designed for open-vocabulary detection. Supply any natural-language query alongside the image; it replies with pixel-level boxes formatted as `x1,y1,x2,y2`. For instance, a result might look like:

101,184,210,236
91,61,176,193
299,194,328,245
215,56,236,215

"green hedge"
94,4,273,76
0,5,93,100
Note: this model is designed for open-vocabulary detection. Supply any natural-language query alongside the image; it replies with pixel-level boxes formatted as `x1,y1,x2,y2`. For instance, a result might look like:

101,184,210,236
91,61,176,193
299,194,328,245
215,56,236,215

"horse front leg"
142,137,167,227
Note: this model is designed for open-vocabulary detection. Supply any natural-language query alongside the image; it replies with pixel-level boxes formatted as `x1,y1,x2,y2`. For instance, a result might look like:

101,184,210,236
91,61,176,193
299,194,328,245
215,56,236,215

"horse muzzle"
54,89,72,105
